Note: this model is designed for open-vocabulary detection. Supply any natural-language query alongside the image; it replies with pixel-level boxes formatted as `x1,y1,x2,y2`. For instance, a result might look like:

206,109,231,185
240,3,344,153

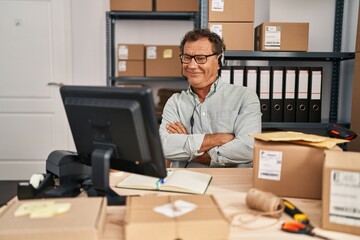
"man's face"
182,38,220,90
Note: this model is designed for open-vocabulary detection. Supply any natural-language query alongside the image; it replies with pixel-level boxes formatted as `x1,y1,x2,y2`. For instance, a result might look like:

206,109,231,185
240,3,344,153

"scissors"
281,221,333,240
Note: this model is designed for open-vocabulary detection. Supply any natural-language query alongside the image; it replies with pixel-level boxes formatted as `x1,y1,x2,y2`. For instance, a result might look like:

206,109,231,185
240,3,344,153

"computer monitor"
60,85,167,205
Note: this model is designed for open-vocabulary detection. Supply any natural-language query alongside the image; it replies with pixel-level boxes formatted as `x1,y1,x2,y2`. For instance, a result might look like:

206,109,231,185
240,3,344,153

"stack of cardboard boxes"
208,0,254,51
111,0,199,77
117,44,181,77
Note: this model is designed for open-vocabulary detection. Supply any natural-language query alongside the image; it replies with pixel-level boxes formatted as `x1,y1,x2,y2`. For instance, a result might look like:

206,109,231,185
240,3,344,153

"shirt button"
217,151,220,156
202,112,206,116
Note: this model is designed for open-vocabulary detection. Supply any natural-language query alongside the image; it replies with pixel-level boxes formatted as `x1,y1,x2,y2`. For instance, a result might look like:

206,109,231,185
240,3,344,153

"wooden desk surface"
104,168,360,240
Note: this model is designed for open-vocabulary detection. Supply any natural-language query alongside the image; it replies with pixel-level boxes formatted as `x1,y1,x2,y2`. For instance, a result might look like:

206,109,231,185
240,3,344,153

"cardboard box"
208,0,254,22
349,53,360,151
118,60,145,77
156,0,199,12
125,195,229,240
253,140,340,199
145,45,181,77
209,22,254,50
118,44,145,60
322,151,360,235
255,22,309,51
110,0,152,12
0,197,106,240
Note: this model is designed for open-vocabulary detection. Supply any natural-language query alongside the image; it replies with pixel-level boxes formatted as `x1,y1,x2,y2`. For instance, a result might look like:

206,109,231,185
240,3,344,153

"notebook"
116,169,212,194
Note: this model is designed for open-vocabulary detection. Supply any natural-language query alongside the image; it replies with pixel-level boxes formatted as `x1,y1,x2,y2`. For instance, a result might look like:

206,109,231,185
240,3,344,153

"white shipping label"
258,150,282,181
210,25,223,38
118,61,126,72
146,46,157,59
264,26,281,49
329,170,360,227
211,0,224,12
118,45,129,59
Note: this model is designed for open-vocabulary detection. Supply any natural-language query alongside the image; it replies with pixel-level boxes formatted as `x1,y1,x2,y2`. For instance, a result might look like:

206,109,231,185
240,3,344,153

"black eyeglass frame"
179,53,218,64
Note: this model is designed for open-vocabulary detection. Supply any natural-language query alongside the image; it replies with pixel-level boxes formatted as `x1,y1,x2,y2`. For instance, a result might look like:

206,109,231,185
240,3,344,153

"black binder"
283,67,297,122
259,67,271,122
244,66,259,95
295,67,310,122
270,67,284,122
309,67,323,122
232,66,245,86
220,66,232,84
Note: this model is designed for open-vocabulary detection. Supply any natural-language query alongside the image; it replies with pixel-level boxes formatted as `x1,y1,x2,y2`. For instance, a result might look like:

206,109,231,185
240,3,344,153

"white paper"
146,46,157,59
118,45,129,59
258,150,282,181
211,0,224,12
209,24,222,38
154,200,197,218
264,26,281,50
118,61,126,72
329,170,360,227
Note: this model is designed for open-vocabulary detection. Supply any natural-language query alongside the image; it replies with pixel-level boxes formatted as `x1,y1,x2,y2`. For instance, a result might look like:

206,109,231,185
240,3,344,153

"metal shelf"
109,11,198,21
110,77,186,86
224,51,355,61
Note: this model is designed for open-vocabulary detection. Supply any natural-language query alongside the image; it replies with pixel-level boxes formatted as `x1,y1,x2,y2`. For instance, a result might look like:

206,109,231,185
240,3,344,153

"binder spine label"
285,70,296,99
311,71,322,100
298,70,309,99
273,70,283,99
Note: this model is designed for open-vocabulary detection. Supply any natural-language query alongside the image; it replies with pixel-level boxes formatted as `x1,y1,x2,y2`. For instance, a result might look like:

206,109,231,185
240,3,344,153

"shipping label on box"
329,170,360,226
322,150,360,235
264,26,281,50
257,150,283,181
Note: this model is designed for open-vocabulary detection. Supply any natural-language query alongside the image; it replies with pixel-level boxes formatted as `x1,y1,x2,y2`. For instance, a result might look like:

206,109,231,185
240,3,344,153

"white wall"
70,0,359,122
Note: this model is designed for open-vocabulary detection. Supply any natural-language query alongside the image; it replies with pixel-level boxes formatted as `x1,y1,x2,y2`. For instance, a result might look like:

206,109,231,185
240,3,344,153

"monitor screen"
60,85,167,204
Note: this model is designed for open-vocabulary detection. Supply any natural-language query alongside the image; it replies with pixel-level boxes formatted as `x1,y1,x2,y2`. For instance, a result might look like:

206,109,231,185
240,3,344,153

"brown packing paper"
252,131,349,149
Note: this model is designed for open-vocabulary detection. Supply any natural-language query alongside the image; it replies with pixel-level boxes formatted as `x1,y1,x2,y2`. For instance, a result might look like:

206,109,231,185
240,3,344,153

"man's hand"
198,133,235,153
192,152,211,166
166,121,189,134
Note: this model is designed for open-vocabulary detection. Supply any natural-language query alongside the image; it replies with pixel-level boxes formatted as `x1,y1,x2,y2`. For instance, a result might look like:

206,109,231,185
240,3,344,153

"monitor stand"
86,148,126,206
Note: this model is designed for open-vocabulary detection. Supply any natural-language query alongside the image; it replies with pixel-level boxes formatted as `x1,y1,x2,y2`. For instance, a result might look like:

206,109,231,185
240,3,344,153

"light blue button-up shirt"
159,78,262,168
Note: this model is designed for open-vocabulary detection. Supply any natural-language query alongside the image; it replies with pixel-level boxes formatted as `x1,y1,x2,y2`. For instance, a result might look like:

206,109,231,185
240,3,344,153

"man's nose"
187,58,198,67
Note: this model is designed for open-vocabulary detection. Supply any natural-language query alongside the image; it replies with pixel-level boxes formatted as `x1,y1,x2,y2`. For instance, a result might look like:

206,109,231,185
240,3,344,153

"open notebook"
116,170,212,194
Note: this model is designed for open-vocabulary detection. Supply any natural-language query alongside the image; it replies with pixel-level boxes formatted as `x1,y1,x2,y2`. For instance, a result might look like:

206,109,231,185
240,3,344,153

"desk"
104,168,360,240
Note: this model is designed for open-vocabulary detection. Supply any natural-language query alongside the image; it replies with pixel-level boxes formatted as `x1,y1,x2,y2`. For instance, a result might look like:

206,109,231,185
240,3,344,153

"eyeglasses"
179,53,217,64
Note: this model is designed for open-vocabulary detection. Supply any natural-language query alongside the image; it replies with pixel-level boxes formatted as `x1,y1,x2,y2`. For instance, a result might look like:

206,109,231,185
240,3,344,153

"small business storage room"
1,0,360,239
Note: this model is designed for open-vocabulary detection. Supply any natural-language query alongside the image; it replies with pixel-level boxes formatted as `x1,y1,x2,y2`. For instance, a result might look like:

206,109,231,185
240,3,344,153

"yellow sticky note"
14,201,55,217
163,49,173,59
14,201,71,219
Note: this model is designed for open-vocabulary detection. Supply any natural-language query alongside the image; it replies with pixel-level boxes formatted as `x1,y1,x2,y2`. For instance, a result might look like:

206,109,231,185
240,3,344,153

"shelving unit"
219,0,355,131
106,11,200,86
105,0,355,133
223,50,355,130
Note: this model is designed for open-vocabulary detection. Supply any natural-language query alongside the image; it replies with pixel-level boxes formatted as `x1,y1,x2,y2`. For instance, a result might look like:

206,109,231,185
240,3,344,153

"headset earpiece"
218,53,225,68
